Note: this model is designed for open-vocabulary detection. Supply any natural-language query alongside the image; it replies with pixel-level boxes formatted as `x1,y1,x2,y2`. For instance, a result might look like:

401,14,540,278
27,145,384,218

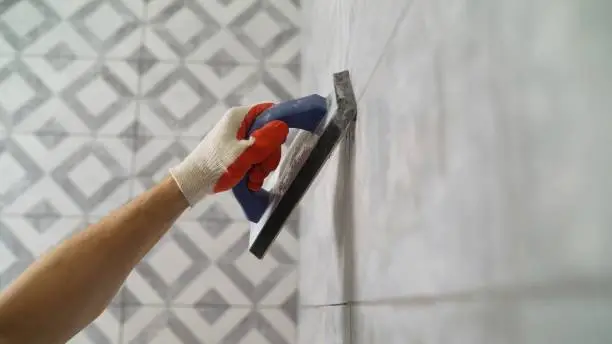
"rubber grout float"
232,70,357,259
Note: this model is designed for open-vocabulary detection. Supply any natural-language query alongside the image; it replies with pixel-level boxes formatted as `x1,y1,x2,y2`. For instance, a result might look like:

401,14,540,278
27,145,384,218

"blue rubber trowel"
232,70,357,259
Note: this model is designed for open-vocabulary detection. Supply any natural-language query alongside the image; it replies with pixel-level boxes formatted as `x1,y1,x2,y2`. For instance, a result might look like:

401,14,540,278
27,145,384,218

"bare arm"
0,177,188,344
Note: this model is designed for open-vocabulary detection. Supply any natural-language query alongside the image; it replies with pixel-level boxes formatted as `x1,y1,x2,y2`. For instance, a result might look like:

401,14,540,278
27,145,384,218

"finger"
236,102,275,140
240,120,289,165
214,120,288,193
247,147,282,191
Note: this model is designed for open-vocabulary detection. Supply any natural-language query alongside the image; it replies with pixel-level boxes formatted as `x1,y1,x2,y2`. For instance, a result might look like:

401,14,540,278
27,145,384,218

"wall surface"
0,0,300,343
299,0,612,342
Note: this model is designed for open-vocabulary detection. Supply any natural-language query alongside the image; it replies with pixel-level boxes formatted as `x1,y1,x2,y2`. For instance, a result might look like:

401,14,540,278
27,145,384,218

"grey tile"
0,1,145,58
298,134,354,306
137,62,298,137
143,0,299,63
300,0,412,97
0,216,86,288
0,56,139,135
69,306,122,343
298,305,350,344
517,297,612,344
124,220,297,307
1,135,133,216
122,306,295,343
352,302,517,344
343,0,516,301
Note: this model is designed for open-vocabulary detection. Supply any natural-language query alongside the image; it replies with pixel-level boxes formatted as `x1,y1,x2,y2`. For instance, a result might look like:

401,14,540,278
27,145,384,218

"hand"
170,103,289,205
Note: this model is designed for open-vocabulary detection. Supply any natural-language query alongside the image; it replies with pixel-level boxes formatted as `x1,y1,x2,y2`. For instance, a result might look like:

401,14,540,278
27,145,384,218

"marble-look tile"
479,0,612,286
341,0,612,302
300,0,413,97
299,134,355,305
517,297,612,344
298,306,351,344
349,0,512,300
352,302,517,344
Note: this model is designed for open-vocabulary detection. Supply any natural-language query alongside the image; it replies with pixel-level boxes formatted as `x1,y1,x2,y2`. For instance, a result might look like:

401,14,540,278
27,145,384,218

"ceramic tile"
517,297,612,344
480,0,612,286
301,0,413,97
0,0,145,58
298,135,354,306
0,56,139,135
0,216,84,286
1,135,133,217
297,306,350,344
137,61,299,137
347,0,529,301
124,220,297,307
122,306,294,343
69,306,122,344
352,302,517,344
142,0,299,64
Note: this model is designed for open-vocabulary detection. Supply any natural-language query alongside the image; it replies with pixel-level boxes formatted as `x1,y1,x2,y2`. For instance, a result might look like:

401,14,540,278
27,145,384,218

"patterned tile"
0,0,145,58
0,135,133,216
0,217,84,288
0,216,123,305
124,220,297,307
122,306,294,343
142,0,299,64
0,56,139,135
136,61,298,137
69,306,122,344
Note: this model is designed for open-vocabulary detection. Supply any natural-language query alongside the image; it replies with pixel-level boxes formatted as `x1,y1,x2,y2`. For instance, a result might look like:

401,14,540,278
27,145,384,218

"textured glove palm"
170,103,289,205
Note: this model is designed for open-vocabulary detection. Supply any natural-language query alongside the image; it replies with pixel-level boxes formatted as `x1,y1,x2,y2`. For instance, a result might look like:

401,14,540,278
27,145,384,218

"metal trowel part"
246,70,357,259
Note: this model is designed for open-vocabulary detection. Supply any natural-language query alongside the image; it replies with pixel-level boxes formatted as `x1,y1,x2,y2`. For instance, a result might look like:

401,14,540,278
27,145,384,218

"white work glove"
170,103,289,205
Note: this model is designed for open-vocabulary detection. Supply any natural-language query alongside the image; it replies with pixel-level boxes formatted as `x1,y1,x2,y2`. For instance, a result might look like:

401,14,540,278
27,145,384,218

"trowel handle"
232,94,328,223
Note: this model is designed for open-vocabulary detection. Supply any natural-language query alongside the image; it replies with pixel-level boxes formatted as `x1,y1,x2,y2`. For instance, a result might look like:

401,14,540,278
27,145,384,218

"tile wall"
0,0,300,343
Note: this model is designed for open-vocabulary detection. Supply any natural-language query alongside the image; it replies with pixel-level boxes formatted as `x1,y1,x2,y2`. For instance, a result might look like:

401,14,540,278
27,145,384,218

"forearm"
0,177,189,344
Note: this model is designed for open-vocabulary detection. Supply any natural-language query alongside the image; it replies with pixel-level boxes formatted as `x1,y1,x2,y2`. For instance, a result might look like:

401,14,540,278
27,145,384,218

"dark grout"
300,275,612,309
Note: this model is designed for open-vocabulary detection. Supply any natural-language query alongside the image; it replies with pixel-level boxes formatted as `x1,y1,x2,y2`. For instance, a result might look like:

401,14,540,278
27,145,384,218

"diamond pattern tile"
68,306,122,344
0,56,139,135
138,62,299,137
124,221,297,307
122,306,294,344
1,135,133,216
0,0,144,58
0,1,300,342
142,0,299,63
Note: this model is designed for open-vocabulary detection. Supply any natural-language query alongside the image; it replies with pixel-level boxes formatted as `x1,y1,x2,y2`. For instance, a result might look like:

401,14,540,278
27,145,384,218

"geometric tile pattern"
123,306,295,344
124,221,298,307
0,0,300,343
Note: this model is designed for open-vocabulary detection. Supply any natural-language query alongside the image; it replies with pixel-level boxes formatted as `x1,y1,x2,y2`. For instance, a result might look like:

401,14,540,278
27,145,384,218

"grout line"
300,276,612,309
355,0,416,103
122,303,296,309
0,53,300,67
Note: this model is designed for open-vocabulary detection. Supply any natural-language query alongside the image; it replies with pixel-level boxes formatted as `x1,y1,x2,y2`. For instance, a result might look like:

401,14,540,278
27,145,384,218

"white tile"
1,0,144,58
122,306,293,343
124,219,296,306
298,306,350,344
1,135,132,217
7,57,138,135
68,306,121,344
137,62,298,137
